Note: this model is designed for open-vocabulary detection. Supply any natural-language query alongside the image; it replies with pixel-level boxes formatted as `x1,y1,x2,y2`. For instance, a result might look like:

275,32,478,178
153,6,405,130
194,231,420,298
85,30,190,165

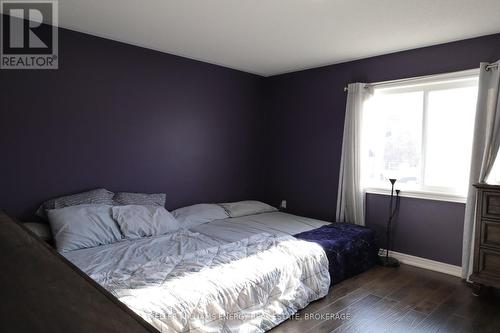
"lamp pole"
380,178,400,267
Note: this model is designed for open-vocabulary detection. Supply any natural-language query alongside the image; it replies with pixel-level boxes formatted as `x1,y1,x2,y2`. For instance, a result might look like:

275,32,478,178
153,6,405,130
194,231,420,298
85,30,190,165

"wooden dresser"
471,184,500,294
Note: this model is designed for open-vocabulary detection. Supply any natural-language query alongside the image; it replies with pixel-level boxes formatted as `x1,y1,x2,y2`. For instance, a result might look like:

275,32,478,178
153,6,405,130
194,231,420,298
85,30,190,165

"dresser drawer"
478,248,500,277
482,191,500,219
481,220,500,249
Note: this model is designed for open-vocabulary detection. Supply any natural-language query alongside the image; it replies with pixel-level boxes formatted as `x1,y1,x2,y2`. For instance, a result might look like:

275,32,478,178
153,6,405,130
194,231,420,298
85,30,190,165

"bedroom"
1,0,500,332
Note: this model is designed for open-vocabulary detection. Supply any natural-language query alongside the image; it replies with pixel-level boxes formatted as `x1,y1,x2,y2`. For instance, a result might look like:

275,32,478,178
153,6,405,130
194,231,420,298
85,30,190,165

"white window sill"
364,188,466,204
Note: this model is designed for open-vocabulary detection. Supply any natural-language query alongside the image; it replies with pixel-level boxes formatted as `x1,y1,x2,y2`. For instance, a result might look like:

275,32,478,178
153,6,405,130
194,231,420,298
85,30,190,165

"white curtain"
336,83,373,225
462,61,500,279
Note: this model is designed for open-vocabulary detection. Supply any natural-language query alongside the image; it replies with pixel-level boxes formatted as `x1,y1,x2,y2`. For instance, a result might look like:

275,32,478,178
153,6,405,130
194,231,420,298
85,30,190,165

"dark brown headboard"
0,210,158,333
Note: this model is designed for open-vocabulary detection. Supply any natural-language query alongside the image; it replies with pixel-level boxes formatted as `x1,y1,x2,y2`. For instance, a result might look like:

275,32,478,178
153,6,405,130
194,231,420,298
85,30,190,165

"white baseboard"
379,249,462,277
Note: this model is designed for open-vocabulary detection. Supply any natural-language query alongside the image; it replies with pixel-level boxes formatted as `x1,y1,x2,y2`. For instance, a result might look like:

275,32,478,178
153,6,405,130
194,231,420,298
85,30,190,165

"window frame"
361,69,480,203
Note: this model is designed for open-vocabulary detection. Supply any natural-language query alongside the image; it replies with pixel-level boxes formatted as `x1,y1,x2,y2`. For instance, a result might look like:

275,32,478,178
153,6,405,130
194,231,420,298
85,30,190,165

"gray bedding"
190,211,330,242
64,212,331,332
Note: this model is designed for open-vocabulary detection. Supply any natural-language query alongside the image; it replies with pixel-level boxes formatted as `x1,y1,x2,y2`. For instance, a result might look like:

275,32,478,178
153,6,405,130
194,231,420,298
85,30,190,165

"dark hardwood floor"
269,264,500,333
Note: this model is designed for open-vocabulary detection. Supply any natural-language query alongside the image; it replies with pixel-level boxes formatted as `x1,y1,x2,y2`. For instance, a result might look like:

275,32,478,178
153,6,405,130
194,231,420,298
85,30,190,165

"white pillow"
47,205,123,253
172,204,229,229
219,200,277,218
112,205,180,239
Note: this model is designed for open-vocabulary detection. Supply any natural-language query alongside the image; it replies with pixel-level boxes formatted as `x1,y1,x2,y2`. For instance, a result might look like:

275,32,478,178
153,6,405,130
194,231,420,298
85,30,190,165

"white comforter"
66,230,330,332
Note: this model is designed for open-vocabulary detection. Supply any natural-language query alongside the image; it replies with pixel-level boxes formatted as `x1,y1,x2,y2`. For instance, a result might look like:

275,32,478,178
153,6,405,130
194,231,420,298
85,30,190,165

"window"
487,154,500,185
361,70,479,202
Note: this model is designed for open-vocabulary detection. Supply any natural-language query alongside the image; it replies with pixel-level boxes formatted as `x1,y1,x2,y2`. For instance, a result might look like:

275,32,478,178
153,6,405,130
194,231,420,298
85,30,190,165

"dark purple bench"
295,223,379,285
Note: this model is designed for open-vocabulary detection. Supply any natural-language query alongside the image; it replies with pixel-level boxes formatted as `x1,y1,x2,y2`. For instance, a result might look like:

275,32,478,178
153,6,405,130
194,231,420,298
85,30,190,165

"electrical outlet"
280,200,287,210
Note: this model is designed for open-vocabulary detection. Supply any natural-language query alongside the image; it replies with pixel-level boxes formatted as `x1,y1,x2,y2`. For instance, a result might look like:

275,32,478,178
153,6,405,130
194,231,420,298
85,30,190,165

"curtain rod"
343,65,497,92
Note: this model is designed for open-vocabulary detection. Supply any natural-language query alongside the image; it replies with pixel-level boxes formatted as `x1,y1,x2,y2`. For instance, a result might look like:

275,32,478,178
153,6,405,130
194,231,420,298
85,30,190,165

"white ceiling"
55,1,500,76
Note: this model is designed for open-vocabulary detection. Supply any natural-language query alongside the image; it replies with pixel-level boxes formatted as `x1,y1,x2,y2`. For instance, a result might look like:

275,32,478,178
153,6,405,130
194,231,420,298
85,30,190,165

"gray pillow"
172,204,229,229
36,188,114,219
112,205,180,239
47,204,123,253
219,200,277,218
113,192,166,207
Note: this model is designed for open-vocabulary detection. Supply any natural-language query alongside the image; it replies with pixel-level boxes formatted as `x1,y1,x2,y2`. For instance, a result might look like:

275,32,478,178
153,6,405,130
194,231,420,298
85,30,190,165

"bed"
62,212,330,332
62,210,378,332
41,195,378,333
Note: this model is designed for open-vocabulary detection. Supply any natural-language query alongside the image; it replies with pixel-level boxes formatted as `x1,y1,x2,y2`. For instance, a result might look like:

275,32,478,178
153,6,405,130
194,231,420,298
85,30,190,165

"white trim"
368,68,480,90
379,249,462,277
365,188,466,203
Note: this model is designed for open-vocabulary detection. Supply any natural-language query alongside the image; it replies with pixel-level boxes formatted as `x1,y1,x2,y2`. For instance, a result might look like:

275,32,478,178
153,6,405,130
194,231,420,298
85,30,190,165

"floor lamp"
379,178,400,267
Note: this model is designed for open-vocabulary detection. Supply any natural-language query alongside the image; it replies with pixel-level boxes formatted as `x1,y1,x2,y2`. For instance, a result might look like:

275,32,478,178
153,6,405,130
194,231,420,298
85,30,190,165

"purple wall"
0,27,264,220
2,22,500,266
262,33,500,266
366,194,466,265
